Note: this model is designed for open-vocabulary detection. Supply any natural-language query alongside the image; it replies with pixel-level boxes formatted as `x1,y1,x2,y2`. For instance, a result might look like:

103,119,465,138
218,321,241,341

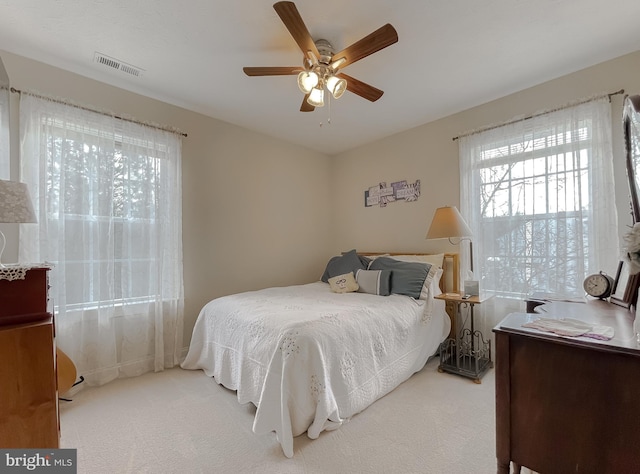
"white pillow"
431,268,444,297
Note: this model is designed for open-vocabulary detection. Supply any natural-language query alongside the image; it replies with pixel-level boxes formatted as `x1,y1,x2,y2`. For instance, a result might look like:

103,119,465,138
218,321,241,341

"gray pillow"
368,256,431,299
355,269,391,296
321,249,369,283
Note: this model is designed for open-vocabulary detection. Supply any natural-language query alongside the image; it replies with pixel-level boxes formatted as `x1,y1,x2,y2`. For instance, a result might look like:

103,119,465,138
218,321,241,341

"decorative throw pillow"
369,256,436,299
355,269,391,296
386,255,444,298
321,249,369,282
328,272,359,293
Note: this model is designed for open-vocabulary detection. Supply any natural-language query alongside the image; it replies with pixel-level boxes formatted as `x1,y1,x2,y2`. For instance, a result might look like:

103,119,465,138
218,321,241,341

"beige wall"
0,51,333,348
331,51,640,264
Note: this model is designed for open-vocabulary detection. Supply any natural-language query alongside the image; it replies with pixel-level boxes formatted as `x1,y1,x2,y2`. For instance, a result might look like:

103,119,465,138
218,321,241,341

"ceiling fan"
243,1,398,112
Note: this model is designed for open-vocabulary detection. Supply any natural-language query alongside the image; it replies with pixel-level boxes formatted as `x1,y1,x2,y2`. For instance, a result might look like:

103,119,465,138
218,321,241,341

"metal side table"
436,292,493,384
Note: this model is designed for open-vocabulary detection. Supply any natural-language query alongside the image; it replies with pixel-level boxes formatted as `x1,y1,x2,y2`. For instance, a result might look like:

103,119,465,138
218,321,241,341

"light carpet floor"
60,358,505,474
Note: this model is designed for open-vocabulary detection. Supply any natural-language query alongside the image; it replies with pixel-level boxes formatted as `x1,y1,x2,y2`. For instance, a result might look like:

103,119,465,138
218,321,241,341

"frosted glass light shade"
307,87,325,107
326,75,347,99
297,71,319,94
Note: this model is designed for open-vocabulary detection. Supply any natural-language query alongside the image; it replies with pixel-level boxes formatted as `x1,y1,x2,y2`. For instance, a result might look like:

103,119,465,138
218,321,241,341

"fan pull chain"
320,94,332,128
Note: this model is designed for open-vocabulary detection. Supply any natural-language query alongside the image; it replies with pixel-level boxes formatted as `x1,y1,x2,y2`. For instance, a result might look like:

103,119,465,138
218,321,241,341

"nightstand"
436,292,492,383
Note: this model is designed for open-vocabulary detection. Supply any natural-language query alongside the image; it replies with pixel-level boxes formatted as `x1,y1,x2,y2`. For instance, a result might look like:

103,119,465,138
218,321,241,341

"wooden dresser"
0,266,60,448
494,300,640,474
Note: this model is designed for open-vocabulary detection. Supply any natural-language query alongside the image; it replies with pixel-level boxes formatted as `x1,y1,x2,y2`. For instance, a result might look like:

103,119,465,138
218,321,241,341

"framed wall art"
364,179,420,208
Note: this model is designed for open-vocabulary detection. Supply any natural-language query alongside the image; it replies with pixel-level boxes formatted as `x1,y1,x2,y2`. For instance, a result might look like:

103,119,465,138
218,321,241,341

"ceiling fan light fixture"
244,2,399,112
326,75,347,99
307,87,325,107
297,70,319,94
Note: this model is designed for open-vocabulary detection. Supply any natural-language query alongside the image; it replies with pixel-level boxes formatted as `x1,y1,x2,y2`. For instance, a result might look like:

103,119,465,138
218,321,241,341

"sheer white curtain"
0,86,9,179
20,94,184,386
460,98,618,333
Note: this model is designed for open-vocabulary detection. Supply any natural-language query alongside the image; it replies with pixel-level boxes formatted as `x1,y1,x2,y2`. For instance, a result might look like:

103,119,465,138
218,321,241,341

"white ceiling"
1,0,639,155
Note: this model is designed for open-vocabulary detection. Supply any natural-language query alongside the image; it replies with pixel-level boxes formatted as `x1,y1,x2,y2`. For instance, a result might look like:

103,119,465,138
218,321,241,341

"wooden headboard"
442,253,459,294
357,252,459,294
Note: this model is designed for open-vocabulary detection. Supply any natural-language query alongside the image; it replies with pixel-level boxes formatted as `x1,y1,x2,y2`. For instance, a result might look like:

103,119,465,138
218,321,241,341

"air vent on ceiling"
94,52,144,77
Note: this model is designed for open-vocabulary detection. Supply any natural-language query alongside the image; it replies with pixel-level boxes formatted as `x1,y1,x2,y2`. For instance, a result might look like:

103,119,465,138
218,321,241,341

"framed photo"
610,259,640,308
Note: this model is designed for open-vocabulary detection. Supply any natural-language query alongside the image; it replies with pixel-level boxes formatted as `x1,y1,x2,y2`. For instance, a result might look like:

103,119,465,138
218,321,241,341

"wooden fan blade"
300,94,315,112
331,24,398,69
273,1,320,60
243,66,300,76
337,73,384,102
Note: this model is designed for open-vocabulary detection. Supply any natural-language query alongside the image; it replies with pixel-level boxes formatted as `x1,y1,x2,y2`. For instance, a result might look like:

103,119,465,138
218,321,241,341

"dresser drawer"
0,267,49,324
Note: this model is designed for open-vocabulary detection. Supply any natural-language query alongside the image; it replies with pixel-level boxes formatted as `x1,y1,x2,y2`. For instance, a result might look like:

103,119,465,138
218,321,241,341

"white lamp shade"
307,87,325,107
426,206,472,239
0,179,37,224
297,71,319,94
326,75,347,99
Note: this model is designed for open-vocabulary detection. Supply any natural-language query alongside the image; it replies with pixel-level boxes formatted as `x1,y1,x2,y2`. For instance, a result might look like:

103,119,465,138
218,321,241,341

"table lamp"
426,205,477,294
0,179,37,266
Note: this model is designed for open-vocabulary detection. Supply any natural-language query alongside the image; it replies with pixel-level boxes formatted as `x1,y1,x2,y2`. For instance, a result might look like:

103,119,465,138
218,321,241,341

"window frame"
42,117,172,311
461,102,616,300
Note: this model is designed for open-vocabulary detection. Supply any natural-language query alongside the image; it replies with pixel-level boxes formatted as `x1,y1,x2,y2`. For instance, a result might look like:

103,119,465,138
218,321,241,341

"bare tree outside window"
461,99,618,304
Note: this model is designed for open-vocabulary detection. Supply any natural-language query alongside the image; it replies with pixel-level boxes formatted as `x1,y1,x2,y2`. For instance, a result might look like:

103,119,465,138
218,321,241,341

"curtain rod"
452,89,625,141
10,87,187,138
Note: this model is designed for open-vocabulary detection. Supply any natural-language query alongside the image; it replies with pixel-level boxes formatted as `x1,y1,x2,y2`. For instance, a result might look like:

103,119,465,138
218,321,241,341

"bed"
181,251,457,457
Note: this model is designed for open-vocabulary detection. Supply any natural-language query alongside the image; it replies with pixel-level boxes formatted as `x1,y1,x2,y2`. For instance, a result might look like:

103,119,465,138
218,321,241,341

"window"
460,99,619,300
20,94,184,385
43,119,172,309
478,125,591,296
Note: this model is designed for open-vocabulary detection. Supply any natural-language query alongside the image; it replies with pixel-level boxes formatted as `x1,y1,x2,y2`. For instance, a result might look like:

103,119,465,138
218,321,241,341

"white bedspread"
181,282,450,457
